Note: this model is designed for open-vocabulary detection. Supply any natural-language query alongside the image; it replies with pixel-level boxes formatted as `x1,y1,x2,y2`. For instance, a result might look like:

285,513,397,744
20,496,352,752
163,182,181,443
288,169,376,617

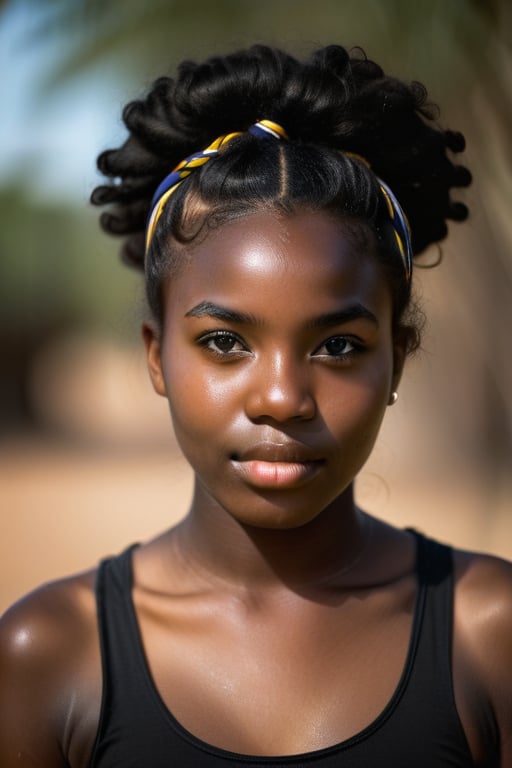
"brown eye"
198,331,248,356
210,334,239,353
322,336,355,357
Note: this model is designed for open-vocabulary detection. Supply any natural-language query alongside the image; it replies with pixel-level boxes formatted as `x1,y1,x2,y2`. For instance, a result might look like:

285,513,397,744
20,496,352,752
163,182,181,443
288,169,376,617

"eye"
314,335,360,359
197,331,248,356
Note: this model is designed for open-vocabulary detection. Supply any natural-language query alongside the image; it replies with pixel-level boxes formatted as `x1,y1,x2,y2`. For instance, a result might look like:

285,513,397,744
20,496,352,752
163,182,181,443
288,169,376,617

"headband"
145,120,287,252
345,152,413,282
145,119,413,282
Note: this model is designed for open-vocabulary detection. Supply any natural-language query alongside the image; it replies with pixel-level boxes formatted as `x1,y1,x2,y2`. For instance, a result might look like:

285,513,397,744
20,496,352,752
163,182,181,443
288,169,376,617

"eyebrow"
185,300,378,328
306,305,379,329
185,301,260,325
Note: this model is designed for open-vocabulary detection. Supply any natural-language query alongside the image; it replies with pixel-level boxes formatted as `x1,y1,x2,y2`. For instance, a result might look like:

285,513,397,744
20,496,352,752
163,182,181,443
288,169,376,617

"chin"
225,488,348,532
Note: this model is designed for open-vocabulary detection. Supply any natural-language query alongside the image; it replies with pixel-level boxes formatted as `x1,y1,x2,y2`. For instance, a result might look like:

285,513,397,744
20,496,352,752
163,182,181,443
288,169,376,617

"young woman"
1,44,511,767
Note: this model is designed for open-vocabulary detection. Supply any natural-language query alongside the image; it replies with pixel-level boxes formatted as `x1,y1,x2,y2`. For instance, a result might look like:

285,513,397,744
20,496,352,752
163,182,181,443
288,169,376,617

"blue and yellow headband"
145,120,287,252
145,119,413,282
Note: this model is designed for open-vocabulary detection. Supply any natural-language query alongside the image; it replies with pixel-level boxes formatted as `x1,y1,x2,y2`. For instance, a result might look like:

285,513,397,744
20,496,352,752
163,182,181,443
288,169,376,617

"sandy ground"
1,436,511,614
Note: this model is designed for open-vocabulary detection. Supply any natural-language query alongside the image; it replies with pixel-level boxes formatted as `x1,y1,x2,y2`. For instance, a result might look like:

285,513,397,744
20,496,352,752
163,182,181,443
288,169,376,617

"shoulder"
453,548,512,656
0,569,100,766
0,568,98,669
452,548,512,749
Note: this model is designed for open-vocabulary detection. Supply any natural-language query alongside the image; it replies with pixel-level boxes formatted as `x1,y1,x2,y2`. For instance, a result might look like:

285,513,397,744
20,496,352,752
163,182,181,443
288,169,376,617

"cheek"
319,354,392,444
162,354,242,449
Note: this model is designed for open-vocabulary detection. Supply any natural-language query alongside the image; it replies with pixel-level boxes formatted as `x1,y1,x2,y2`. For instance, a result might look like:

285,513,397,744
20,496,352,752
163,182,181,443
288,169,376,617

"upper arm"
0,574,100,768
454,552,512,764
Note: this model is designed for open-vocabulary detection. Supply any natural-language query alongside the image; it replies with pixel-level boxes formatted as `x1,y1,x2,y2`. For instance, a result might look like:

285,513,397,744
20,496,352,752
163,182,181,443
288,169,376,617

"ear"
142,322,167,397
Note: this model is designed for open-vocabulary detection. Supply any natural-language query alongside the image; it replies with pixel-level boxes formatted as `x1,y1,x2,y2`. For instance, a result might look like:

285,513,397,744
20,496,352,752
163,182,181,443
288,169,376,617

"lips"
231,441,325,489
232,441,322,464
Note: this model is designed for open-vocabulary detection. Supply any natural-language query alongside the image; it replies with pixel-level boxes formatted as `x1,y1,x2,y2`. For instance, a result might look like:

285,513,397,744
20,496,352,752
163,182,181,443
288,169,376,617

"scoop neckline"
123,531,426,763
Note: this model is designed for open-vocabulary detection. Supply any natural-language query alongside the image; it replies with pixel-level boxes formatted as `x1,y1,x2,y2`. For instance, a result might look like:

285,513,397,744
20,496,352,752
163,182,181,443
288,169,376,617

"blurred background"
1,0,511,614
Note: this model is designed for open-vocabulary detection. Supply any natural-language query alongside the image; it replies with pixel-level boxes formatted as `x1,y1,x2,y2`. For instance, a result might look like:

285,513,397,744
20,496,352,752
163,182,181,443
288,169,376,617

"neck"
172,482,370,594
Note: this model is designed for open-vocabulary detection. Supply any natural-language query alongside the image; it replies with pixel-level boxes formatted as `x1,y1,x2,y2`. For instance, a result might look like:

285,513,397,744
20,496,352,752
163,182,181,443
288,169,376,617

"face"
144,210,406,530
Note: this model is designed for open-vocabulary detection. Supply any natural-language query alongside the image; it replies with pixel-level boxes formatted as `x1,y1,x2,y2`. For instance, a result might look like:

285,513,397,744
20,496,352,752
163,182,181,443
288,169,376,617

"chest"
134,582,416,755
85,548,484,768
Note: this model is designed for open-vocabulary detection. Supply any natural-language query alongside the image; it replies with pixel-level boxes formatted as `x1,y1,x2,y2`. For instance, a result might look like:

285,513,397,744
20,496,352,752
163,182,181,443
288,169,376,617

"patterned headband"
345,152,413,282
145,120,287,252
145,119,413,282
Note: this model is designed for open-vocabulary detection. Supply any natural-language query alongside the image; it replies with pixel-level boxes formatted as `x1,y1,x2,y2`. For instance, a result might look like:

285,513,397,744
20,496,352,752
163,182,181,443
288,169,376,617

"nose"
244,350,317,423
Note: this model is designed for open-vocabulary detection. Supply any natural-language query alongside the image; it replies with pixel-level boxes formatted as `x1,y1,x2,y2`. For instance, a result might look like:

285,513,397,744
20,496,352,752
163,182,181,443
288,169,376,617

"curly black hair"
91,44,471,349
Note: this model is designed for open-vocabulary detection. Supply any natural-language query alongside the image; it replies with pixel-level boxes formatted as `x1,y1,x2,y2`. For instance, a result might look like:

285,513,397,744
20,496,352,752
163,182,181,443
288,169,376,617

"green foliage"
6,0,511,99
0,184,141,335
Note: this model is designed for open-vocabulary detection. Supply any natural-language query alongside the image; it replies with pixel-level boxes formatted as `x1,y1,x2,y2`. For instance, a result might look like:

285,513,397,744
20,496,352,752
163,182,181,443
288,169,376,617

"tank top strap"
399,530,473,761
95,543,141,676
90,544,150,763
410,529,454,689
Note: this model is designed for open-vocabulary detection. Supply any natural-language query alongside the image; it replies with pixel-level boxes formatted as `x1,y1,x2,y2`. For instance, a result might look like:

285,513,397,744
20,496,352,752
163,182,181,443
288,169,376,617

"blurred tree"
0,184,140,428
6,0,511,97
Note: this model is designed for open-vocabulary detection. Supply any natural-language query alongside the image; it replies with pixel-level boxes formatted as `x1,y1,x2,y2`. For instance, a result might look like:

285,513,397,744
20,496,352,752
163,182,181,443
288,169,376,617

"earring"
389,391,399,405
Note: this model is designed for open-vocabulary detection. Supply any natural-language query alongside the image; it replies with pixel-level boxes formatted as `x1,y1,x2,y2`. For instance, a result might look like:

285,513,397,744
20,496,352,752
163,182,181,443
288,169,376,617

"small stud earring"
389,391,399,405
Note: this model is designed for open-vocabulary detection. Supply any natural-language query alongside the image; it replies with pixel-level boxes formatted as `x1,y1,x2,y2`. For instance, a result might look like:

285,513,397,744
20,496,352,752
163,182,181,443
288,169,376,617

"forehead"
163,210,391,322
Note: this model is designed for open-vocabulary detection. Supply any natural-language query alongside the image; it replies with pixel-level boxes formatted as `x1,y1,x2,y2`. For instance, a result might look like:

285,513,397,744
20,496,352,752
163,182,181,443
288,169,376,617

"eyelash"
313,336,363,362
196,330,364,362
197,331,248,358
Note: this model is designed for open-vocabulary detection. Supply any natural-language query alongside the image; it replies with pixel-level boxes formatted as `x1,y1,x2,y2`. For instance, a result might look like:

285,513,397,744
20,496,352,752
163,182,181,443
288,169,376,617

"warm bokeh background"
1,0,511,614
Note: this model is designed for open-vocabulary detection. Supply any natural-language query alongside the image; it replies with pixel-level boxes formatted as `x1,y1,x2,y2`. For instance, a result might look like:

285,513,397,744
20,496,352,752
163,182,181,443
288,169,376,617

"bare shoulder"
1,566,97,642
453,547,512,646
452,547,512,751
0,569,101,767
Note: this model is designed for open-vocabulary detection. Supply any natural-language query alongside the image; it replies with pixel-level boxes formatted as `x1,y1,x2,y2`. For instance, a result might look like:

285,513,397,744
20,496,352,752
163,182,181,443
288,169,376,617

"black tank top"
89,532,483,767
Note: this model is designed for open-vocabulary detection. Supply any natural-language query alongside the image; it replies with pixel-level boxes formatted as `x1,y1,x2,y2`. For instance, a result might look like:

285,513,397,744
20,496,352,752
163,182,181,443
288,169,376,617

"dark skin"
1,210,511,766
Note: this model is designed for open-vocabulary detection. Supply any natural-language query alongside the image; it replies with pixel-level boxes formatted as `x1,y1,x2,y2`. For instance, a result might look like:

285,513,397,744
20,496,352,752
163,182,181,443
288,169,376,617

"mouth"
230,442,325,489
